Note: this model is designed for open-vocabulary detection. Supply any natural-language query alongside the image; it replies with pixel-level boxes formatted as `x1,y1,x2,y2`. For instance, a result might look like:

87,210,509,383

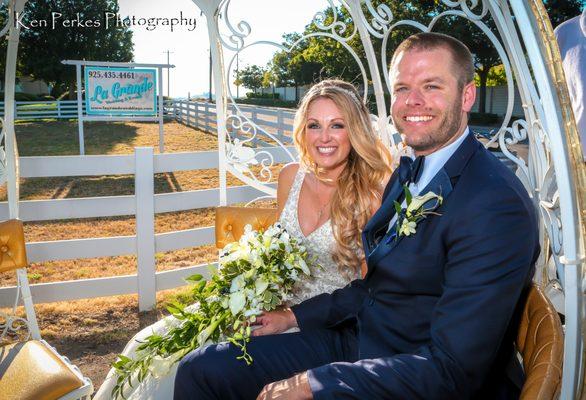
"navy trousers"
173,327,358,400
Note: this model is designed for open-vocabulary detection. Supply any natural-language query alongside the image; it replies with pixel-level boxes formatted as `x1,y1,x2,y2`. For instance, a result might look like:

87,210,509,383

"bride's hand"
251,308,298,336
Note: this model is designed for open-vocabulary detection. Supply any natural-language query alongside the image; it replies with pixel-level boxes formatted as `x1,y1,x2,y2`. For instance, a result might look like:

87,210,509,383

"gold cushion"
517,285,563,400
0,219,28,273
0,340,83,400
215,206,278,248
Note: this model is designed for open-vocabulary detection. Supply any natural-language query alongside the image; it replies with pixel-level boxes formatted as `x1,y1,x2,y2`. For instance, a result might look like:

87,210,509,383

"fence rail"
0,146,295,310
0,100,296,148
168,100,295,145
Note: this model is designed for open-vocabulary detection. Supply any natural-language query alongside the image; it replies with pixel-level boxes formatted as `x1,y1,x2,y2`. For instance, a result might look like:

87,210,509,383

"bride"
94,79,391,399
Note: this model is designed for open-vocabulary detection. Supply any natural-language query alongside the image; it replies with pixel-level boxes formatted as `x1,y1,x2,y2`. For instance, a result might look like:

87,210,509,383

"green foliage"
474,65,507,87
234,65,265,92
0,92,54,101
111,224,314,399
260,0,581,113
2,0,133,99
236,98,297,108
245,92,280,99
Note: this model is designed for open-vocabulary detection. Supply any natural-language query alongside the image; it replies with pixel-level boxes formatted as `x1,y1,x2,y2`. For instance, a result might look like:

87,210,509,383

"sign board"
85,67,157,115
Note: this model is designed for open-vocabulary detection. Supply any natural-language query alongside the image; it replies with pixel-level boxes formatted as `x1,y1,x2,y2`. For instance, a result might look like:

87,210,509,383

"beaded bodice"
279,166,357,305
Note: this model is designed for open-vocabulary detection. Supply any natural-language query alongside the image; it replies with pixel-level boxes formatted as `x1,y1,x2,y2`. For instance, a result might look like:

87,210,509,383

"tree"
436,0,581,113
265,1,437,99
265,0,582,113
234,65,265,93
16,0,134,98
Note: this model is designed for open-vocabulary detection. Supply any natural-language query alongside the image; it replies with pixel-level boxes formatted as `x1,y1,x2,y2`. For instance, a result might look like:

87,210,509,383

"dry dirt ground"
0,119,279,393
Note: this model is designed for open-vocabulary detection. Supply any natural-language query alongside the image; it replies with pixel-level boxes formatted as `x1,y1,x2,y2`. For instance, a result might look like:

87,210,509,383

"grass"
0,119,279,388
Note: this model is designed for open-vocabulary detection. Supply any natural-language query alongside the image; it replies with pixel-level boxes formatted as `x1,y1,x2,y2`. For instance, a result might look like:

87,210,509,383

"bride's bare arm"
277,163,300,217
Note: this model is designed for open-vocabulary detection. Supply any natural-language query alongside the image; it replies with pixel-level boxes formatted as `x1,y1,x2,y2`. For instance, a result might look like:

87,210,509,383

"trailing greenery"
111,223,315,399
0,0,134,99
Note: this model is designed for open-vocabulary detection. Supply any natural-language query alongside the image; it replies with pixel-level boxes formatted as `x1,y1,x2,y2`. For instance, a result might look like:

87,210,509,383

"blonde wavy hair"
293,80,392,277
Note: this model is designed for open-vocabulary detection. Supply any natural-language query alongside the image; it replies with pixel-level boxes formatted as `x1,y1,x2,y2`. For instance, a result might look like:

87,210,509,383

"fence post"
277,109,284,142
205,102,210,133
186,101,191,127
195,101,199,129
57,101,61,118
76,64,85,155
135,147,156,311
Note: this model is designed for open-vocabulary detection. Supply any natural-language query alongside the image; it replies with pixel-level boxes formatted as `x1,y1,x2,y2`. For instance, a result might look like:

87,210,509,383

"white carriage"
0,0,584,399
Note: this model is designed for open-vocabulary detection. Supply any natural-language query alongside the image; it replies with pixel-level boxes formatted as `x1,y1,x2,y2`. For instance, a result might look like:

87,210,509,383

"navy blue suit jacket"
291,133,540,399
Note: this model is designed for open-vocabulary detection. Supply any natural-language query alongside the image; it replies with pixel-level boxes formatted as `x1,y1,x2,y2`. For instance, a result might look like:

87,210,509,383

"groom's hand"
251,308,298,336
257,372,312,400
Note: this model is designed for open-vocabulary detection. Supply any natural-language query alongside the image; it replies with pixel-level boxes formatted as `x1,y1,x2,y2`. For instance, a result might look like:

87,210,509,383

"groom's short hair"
390,32,475,91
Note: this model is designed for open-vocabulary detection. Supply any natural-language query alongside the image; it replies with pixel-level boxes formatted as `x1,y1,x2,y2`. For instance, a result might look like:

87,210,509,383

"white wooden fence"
0,146,296,310
168,100,295,146
0,100,85,119
0,99,296,149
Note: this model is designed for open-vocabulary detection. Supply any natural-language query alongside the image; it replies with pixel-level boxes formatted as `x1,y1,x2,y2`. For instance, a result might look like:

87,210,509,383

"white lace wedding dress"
94,166,356,400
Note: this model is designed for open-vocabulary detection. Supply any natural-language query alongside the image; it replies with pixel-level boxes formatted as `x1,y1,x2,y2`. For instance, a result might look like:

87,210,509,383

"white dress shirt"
388,128,470,231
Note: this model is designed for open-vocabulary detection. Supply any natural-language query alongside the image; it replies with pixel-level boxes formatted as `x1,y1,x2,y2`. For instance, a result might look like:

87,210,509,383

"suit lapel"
363,170,403,254
364,133,482,272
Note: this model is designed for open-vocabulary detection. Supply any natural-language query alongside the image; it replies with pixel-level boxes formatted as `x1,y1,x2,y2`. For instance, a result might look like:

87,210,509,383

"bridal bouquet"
111,222,313,399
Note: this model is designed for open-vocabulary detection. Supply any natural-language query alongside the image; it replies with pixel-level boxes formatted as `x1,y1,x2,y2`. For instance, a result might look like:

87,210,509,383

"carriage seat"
215,206,278,249
213,207,563,399
0,340,85,400
517,284,563,400
0,219,92,400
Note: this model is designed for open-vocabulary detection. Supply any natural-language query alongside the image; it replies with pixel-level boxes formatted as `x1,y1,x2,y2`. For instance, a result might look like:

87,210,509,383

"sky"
118,0,329,98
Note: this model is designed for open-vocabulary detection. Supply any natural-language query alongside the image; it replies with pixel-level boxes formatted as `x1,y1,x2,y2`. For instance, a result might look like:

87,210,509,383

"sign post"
62,60,174,155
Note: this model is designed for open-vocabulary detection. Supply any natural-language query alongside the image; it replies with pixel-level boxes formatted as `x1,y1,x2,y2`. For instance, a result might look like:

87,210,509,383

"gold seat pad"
0,340,83,400
215,206,277,248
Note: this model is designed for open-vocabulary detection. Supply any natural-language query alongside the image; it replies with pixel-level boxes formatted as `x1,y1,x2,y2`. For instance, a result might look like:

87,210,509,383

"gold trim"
527,1,586,248
528,1,586,398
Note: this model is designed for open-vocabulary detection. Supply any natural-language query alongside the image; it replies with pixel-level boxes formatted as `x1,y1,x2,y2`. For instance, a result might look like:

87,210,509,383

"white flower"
220,297,229,309
149,351,183,378
297,258,310,275
281,231,290,244
406,192,442,217
255,277,269,295
230,274,246,293
399,220,417,236
243,307,261,317
229,291,246,315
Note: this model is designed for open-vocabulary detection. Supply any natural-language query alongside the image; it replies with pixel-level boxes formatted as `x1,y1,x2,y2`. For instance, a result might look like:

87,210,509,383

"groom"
174,32,539,399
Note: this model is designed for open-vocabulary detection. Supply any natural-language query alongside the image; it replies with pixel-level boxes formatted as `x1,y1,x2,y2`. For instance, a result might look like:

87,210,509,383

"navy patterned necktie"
398,155,425,186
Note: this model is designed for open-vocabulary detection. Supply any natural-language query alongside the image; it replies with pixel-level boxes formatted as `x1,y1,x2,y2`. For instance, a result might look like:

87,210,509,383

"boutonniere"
393,186,443,239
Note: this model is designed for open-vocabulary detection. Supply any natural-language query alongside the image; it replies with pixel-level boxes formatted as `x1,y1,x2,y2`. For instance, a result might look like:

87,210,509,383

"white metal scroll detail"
2,0,26,220
193,0,584,395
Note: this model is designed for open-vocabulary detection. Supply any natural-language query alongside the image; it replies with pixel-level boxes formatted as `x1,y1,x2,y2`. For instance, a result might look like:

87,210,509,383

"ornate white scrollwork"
218,0,251,51
217,0,379,191
312,0,358,42
440,0,488,20
0,277,33,343
225,114,277,183
198,2,586,394
361,1,393,38
0,311,31,343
